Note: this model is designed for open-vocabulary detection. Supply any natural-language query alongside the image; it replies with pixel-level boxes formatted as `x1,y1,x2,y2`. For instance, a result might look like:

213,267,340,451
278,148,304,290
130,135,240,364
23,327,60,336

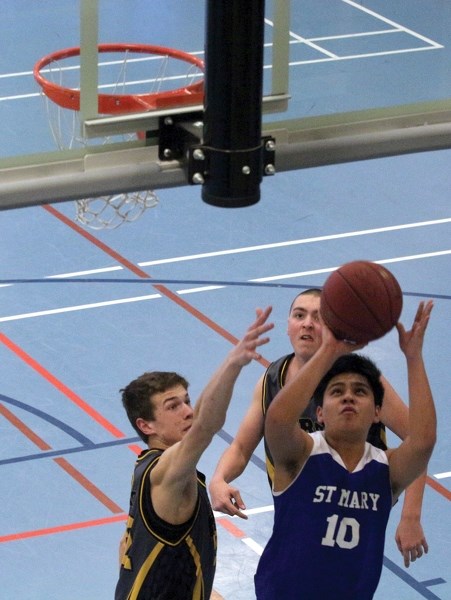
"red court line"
44,205,451,506
54,457,123,513
43,203,271,356
0,514,127,544
0,331,125,438
0,401,123,513
426,475,451,501
216,517,246,539
1,513,245,545
0,403,52,451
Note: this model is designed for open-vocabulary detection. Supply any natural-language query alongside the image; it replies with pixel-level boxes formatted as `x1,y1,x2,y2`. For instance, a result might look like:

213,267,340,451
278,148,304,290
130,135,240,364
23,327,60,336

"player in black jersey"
210,289,429,567
115,307,273,600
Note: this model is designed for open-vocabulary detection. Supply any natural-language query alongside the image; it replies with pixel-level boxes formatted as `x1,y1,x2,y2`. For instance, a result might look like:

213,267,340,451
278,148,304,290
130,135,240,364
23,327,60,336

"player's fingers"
228,496,248,520
216,502,240,518
231,491,246,510
232,507,249,520
254,306,272,324
404,544,424,568
414,301,425,322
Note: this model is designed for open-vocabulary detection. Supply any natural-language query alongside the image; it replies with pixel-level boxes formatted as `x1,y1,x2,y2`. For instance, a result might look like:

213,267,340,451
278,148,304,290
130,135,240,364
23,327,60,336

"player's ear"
136,417,156,437
316,405,324,425
372,405,381,424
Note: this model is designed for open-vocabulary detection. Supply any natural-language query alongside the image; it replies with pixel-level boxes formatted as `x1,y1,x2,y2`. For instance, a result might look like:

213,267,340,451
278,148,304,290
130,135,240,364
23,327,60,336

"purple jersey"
255,432,392,600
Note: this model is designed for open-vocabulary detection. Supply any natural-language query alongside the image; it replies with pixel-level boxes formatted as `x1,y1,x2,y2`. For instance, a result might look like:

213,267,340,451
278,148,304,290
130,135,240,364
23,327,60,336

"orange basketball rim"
33,42,204,113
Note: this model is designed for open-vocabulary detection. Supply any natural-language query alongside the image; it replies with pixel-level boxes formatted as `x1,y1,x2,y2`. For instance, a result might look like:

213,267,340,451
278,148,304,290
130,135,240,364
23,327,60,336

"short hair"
288,288,322,314
313,354,384,408
121,371,189,443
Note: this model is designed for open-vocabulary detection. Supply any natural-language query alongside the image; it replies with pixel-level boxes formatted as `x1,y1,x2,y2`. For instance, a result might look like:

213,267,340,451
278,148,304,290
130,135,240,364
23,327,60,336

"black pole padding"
202,0,266,208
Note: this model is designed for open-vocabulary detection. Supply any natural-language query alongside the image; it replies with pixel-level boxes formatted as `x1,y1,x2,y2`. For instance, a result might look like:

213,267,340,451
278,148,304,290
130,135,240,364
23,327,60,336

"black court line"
0,278,450,300
0,435,140,467
382,556,445,599
0,393,95,445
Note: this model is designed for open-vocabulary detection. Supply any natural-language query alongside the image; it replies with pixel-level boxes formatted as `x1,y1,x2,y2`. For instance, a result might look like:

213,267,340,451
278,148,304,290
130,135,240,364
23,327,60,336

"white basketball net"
38,48,202,229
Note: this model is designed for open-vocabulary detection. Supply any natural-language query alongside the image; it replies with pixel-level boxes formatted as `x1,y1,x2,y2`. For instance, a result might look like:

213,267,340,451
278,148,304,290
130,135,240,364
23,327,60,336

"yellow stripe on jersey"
185,534,205,600
127,541,164,600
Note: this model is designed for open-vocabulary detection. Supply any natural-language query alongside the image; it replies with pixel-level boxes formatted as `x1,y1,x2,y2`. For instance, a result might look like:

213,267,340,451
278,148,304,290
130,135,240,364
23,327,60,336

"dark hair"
313,354,384,408
121,371,189,443
289,288,322,314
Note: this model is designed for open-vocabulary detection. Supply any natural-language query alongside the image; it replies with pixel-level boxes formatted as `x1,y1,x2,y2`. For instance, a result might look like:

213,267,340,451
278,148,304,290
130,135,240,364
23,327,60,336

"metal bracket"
157,111,204,162
156,114,276,187
186,135,277,186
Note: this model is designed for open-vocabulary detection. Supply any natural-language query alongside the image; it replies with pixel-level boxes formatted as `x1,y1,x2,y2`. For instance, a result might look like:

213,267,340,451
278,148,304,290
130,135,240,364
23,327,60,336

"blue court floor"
0,1,450,599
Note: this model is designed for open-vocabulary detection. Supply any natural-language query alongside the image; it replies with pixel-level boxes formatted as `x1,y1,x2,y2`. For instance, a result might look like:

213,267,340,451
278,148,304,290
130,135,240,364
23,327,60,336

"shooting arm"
265,329,354,478
389,301,436,500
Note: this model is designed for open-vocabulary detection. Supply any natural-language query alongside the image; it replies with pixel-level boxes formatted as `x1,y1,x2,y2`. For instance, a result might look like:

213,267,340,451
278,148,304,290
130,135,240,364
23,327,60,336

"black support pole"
202,0,266,207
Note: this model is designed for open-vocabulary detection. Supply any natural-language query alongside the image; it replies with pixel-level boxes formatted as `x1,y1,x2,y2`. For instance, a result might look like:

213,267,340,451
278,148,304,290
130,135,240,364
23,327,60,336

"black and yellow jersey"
115,448,217,600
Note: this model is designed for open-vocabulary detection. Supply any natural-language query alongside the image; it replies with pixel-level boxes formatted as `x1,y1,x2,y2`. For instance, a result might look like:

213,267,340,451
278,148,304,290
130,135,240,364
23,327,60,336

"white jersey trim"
273,431,388,496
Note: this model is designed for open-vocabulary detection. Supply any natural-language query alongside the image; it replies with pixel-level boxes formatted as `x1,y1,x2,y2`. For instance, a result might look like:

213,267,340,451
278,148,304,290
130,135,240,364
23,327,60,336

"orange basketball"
320,260,403,344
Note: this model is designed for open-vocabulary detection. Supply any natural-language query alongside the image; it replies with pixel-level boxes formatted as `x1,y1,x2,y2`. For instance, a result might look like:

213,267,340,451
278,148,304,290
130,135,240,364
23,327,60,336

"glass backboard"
1,0,451,210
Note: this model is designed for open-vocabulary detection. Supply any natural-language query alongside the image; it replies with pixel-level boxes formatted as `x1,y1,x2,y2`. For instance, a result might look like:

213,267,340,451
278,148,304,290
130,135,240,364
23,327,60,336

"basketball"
320,260,403,344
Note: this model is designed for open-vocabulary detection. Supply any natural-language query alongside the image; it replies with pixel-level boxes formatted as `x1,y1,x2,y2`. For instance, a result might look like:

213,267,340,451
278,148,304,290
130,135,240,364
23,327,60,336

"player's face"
147,384,194,447
317,373,380,433
287,294,322,361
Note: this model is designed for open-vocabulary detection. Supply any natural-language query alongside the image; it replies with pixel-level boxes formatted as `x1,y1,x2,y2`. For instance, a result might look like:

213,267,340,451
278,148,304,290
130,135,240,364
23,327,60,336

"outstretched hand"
230,307,274,367
396,300,433,358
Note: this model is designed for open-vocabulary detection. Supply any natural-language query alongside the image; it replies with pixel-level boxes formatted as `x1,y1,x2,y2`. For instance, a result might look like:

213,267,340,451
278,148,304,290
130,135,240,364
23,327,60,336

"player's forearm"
400,471,427,520
211,445,248,484
268,345,337,425
195,358,243,438
406,355,436,455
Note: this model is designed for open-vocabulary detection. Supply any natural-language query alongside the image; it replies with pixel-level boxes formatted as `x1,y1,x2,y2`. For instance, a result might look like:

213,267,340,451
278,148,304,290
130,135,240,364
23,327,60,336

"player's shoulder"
366,442,389,465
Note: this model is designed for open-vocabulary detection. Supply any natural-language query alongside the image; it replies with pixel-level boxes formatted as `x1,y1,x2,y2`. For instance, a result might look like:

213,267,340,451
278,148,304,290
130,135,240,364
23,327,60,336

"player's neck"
324,432,367,472
287,352,310,380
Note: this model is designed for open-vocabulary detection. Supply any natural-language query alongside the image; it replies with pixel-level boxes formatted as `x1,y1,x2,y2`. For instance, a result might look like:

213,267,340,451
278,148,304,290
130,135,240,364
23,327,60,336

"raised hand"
230,306,274,367
396,300,433,358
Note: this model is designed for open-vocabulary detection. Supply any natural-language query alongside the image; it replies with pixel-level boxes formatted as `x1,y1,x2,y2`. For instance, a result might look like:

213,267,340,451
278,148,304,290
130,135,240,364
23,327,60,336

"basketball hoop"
33,43,204,229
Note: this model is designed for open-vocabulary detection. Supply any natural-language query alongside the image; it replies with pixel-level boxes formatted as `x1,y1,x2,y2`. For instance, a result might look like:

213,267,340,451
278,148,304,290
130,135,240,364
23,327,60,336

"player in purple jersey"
210,290,429,567
255,301,435,599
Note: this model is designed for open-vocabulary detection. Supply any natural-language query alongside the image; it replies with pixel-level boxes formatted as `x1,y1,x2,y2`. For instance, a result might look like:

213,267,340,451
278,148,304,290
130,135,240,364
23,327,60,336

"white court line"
289,45,440,67
250,250,451,284
213,505,274,519
283,0,443,65
214,506,273,556
48,266,123,278
138,218,451,267
242,538,264,556
342,0,444,48
0,294,162,322
265,17,338,59
0,249,448,323
287,29,338,59
434,472,451,480
309,29,400,42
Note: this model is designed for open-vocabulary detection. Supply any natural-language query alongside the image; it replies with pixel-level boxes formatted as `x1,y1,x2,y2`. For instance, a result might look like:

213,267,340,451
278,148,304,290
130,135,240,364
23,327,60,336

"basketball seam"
340,272,384,330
